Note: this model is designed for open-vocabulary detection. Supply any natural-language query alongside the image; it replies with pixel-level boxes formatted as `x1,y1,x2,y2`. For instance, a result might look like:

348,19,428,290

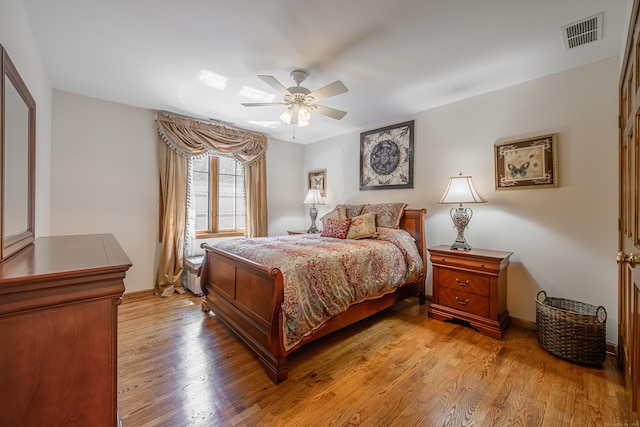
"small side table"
428,245,512,339
287,230,310,235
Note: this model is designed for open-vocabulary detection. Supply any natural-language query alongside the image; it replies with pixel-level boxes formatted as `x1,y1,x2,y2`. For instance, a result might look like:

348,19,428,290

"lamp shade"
280,104,311,127
279,107,293,124
439,175,487,205
297,106,310,127
303,188,325,205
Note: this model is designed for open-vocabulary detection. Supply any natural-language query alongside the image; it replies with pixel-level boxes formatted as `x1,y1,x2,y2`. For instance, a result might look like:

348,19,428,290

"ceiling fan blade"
258,75,291,96
313,105,347,120
307,81,348,101
241,102,288,107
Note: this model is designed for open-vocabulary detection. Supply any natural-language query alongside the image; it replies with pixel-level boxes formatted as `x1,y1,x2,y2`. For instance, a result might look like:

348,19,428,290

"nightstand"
287,230,310,235
428,245,512,339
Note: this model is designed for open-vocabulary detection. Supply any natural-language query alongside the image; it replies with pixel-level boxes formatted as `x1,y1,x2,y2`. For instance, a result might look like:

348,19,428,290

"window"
192,155,245,237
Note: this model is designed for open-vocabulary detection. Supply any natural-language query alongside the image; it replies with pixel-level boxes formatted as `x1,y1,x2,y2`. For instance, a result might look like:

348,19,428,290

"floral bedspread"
212,228,424,351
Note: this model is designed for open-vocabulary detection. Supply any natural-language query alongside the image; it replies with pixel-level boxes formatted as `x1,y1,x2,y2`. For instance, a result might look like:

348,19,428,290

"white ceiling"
22,0,628,144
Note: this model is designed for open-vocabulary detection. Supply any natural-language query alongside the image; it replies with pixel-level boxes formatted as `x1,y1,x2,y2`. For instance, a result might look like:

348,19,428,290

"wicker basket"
535,290,607,366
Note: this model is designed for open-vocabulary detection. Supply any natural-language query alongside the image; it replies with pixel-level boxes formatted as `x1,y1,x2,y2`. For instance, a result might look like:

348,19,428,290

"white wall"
50,90,305,292
265,139,306,236
0,0,52,236
305,57,619,341
51,91,159,293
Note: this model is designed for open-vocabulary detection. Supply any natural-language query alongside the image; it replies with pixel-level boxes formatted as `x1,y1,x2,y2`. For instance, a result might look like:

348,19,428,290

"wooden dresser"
0,234,132,426
428,245,512,339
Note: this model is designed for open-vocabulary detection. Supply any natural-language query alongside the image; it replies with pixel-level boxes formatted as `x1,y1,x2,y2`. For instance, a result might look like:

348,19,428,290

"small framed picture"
308,169,326,196
494,133,558,190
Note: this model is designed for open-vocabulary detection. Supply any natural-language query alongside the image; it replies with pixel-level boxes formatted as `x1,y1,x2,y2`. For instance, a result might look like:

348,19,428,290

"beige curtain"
156,139,188,296
155,111,269,297
244,158,268,238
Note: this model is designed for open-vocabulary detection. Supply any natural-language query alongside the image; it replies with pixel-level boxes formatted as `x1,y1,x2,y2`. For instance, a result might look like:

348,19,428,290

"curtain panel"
155,111,269,297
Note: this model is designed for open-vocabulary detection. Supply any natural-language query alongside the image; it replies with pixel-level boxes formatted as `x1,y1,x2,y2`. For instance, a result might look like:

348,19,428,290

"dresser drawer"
438,268,489,296
438,288,489,317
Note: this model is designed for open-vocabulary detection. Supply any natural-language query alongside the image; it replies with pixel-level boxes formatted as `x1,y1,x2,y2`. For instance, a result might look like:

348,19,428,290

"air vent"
561,12,603,50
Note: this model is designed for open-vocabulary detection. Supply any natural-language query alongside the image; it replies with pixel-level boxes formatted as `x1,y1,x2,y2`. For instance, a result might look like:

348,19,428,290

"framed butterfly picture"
308,169,326,197
494,133,558,190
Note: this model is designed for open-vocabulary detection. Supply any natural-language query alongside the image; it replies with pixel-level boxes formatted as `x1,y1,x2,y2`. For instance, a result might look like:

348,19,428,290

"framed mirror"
1,45,35,262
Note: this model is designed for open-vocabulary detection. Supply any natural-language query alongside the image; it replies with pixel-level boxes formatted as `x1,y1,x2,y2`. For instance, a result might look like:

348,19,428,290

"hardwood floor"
118,292,628,426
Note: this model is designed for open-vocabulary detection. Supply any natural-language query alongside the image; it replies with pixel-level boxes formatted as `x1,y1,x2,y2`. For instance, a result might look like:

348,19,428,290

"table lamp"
303,188,325,233
438,173,487,251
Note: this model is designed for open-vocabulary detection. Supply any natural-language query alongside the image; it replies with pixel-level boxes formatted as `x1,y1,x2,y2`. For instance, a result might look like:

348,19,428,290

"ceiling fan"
242,69,348,127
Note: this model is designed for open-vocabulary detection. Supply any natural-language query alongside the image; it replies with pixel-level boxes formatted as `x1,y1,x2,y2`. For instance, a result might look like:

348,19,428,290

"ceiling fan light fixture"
279,107,293,125
298,117,310,127
279,104,311,127
298,106,311,123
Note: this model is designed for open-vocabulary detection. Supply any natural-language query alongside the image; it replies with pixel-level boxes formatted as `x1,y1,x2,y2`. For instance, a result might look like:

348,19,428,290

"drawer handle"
455,296,469,305
455,278,470,287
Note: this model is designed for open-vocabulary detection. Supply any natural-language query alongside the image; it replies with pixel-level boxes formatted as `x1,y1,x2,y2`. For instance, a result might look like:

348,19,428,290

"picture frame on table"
494,133,558,190
360,120,414,190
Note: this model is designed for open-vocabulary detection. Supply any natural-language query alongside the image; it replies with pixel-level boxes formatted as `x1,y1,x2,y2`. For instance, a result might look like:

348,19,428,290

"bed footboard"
200,244,288,383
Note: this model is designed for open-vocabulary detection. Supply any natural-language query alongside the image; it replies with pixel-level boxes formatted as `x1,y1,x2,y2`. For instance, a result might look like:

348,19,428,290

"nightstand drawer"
438,268,489,296
430,253,503,274
439,288,489,317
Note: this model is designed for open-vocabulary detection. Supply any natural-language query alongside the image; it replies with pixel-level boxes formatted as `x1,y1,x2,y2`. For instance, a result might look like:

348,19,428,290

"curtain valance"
155,110,268,164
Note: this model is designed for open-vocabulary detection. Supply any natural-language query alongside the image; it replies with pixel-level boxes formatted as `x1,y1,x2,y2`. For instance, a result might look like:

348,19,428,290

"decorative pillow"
320,218,352,239
363,203,408,229
341,204,366,218
346,212,377,239
320,205,347,227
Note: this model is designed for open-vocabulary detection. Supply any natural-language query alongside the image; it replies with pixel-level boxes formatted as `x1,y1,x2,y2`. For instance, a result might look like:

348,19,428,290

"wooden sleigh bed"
200,208,427,383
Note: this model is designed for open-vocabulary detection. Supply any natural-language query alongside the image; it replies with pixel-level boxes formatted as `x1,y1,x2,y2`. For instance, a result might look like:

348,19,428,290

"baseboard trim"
510,316,536,330
122,289,155,303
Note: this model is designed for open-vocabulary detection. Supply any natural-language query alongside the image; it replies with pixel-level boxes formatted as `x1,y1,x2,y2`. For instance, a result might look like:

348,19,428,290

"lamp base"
307,205,320,233
450,240,472,251
449,206,474,251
